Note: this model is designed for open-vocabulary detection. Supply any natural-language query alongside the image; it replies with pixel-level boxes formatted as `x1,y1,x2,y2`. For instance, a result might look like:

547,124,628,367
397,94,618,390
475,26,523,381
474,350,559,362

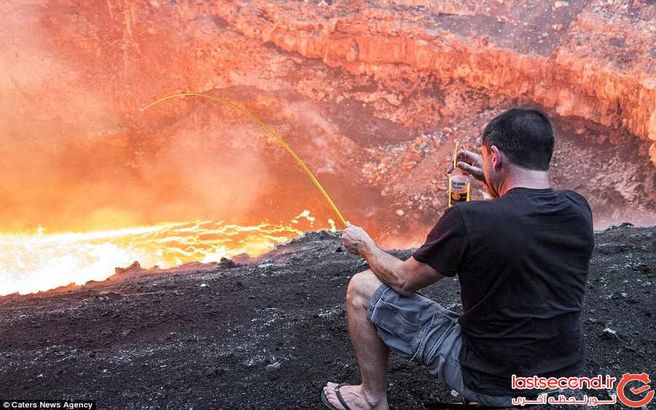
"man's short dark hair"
482,108,555,171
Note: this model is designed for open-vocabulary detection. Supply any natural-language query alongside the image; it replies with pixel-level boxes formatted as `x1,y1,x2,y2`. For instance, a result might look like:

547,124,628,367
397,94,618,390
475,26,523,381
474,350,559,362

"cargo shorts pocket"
367,287,435,358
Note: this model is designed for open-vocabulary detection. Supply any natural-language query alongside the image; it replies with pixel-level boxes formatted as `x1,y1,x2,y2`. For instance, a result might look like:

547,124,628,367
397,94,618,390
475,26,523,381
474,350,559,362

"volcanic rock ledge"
0,226,654,408
215,0,656,165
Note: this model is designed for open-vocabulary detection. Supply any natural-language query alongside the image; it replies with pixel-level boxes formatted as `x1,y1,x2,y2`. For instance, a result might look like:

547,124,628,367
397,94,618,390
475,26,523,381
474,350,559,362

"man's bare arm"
362,247,444,296
342,223,445,296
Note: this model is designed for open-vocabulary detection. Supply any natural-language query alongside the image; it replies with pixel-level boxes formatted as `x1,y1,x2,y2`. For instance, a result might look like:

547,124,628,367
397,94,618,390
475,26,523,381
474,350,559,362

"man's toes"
323,383,346,409
324,382,338,396
323,384,336,398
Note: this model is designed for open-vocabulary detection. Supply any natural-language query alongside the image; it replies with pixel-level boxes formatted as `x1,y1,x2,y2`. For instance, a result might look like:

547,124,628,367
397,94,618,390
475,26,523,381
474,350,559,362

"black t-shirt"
413,187,594,396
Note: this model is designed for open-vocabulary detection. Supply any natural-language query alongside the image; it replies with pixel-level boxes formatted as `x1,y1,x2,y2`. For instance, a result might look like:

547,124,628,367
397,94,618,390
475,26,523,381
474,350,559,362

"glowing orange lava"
0,210,332,296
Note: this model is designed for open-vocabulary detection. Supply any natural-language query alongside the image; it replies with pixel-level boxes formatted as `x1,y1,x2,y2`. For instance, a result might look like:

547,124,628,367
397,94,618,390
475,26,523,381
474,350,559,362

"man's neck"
497,168,551,197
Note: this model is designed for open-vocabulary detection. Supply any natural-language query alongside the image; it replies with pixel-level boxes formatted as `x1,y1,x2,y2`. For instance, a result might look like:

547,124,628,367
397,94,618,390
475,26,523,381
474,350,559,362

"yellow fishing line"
141,92,347,227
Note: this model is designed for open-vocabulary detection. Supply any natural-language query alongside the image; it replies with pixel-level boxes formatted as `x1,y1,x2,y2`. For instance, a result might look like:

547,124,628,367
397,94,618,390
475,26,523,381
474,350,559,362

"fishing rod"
140,92,348,228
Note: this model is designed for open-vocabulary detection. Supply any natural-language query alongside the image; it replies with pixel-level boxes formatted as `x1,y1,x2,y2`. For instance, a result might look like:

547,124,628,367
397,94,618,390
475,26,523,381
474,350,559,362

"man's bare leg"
323,270,389,410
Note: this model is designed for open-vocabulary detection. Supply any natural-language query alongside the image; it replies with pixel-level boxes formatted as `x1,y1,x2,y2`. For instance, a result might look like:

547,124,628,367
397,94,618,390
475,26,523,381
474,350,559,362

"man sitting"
322,109,594,409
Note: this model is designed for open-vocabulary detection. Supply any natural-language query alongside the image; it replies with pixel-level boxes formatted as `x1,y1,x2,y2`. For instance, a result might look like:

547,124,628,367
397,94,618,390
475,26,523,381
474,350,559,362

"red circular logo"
617,373,655,408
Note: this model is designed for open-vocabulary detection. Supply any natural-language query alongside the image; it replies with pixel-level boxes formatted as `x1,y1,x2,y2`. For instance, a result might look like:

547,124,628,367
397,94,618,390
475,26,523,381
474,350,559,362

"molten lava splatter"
0,211,331,296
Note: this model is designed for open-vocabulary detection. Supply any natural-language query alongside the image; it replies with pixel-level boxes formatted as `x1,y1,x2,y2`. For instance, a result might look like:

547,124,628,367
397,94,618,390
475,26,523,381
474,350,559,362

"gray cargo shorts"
366,284,514,408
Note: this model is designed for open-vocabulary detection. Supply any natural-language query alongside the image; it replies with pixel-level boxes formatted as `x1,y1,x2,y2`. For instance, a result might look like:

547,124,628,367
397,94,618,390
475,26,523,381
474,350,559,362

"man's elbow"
392,269,442,297
392,280,418,297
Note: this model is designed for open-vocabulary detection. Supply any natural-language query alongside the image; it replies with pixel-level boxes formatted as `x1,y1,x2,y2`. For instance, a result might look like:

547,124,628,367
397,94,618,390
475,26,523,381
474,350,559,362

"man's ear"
490,145,503,170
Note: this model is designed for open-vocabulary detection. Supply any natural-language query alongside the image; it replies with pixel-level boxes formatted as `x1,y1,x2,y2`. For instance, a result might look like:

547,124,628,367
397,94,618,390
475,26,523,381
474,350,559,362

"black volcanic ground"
0,226,654,409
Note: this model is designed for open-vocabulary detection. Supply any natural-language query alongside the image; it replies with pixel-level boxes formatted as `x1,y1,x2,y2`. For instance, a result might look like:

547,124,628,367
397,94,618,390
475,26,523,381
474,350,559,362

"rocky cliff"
1,0,655,242
217,0,656,164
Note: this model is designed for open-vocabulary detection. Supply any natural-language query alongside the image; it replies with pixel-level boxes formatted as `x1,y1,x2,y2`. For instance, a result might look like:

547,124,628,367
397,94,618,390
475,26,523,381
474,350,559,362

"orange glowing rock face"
0,211,331,296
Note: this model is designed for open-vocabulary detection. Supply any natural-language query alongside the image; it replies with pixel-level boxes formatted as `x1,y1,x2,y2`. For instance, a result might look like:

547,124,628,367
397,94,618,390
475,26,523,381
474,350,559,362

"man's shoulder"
556,189,588,204
559,189,591,207
453,197,508,215
450,199,511,230
453,189,593,222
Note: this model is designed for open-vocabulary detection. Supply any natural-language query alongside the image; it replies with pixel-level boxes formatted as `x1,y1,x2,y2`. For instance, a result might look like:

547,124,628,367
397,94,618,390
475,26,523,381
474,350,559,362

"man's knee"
347,269,383,309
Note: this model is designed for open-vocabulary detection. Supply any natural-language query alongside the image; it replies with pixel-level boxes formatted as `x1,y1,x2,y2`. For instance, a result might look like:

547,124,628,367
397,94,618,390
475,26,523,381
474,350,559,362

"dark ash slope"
0,226,654,409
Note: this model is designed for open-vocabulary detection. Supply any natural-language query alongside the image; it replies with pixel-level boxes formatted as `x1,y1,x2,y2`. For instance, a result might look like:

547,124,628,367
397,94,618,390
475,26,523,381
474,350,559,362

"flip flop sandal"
321,383,353,410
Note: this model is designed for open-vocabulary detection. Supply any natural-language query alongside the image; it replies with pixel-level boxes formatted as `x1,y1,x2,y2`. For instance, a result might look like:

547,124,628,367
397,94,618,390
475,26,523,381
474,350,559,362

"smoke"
0,2,274,233
134,122,271,225
0,2,115,231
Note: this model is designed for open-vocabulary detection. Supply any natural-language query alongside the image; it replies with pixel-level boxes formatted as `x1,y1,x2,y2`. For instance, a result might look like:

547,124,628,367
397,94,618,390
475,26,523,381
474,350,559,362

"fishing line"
140,92,347,227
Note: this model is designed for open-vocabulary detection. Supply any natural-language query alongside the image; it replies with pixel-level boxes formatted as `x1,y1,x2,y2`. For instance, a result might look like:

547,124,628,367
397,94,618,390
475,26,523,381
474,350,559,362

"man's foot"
322,382,388,410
